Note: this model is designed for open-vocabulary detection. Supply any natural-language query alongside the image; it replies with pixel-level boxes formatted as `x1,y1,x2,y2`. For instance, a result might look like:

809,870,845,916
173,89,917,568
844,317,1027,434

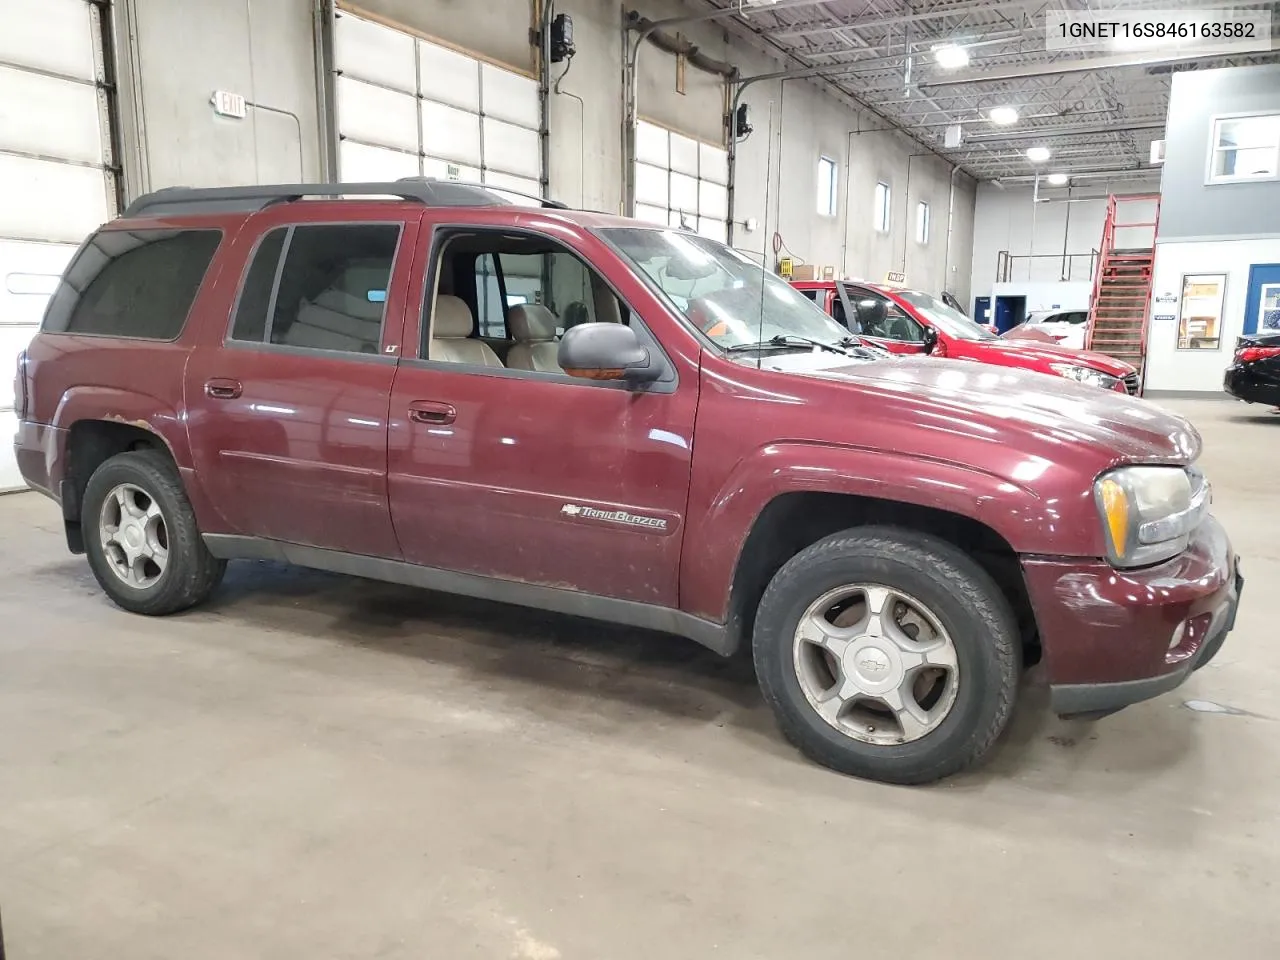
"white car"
1009,309,1090,350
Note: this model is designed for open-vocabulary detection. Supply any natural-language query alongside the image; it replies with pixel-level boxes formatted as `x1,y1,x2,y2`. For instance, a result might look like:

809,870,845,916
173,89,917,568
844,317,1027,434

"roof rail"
122,178,568,219
395,176,570,211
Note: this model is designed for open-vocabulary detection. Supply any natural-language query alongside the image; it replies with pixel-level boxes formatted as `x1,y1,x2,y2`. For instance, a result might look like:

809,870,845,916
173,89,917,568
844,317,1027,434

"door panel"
184,211,419,557
387,366,695,606
187,351,400,554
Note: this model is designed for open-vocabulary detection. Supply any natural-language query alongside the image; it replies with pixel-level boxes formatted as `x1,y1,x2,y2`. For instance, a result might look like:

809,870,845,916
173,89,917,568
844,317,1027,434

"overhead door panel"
634,119,729,243
0,0,118,492
333,8,543,199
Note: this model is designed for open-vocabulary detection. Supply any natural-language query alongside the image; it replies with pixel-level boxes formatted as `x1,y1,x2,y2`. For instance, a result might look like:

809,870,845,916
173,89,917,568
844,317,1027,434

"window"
817,157,838,217
915,201,930,245
1208,114,1280,183
230,224,400,355
607,228,851,351
873,182,891,233
843,286,925,343
798,289,820,302
44,230,221,339
426,232,629,373
475,253,506,338
633,120,730,243
894,289,998,341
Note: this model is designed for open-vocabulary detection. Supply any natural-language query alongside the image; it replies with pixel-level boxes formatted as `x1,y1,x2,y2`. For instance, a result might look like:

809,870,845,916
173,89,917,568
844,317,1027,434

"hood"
974,337,1135,377
758,352,1199,464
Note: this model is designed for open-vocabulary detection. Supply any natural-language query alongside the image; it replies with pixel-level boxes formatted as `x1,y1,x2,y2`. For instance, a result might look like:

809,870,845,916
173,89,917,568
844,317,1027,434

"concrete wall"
111,0,975,300
970,178,1161,308
1159,64,1280,241
1146,236,1280,391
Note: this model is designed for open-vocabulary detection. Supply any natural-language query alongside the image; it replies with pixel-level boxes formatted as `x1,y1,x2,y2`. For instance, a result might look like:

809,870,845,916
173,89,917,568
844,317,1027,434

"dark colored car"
1224,332,1280,407
13,180,1242,785
793,280,1141,395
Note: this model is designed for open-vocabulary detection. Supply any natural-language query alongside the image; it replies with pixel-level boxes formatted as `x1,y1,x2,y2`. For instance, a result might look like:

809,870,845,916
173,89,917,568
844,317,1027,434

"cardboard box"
790,264,816,281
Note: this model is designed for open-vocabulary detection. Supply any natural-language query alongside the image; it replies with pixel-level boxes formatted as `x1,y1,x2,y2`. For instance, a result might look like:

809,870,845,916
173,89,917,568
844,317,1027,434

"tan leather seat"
506,304,561,373
283,288,383,354
429,294,502,367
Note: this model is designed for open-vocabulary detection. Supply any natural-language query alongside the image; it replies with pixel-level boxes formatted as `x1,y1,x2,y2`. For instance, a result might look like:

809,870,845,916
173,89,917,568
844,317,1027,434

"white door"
0,0,118,491
332,8,543,199
633,119,729,244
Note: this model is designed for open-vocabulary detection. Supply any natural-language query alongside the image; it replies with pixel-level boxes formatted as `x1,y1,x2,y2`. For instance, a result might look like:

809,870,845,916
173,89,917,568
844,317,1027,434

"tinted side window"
230,229,287,342
799,289,819,302
230,224,400,355
44,229,221,339
847,288,925,342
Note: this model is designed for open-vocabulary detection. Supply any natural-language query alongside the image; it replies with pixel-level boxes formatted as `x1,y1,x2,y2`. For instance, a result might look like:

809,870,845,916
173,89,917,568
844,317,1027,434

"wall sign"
1176,274,1227,350
210,90,247,119
884,271,907,285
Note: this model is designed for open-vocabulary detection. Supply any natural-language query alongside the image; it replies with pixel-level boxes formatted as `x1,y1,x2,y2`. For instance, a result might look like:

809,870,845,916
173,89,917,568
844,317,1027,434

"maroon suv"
13,180,1243,785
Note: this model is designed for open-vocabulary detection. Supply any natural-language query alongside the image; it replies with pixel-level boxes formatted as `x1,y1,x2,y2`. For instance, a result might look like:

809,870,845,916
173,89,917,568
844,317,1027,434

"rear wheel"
82,450,226,615
753,527,1019,785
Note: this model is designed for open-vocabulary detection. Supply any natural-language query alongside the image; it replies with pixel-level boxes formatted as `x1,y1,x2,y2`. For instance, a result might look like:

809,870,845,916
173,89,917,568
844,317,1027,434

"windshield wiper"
726,335,850,355
837,335,891,358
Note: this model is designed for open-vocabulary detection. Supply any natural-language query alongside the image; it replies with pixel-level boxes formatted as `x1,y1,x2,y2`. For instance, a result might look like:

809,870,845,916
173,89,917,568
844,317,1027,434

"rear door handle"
205,378,243,400
408,400,457,425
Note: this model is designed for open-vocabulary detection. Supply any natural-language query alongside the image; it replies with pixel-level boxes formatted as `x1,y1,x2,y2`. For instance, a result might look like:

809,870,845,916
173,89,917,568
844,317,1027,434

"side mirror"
557,323,661,383
921,326,940,353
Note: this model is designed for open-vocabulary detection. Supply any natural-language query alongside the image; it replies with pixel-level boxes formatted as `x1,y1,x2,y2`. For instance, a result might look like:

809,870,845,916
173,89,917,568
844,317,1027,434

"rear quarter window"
42,228,222,340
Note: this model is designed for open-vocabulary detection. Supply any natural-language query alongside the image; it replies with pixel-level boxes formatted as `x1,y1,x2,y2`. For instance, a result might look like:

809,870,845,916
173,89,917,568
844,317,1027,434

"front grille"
1122,373,1141,395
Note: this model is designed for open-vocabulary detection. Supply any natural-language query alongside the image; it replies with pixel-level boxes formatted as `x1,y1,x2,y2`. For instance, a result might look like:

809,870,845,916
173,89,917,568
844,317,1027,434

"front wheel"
753,527,1020,785
82,449,226,615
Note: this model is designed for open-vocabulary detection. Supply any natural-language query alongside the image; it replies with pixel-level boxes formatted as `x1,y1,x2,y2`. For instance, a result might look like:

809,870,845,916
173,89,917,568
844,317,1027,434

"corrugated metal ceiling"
697,0,1280,181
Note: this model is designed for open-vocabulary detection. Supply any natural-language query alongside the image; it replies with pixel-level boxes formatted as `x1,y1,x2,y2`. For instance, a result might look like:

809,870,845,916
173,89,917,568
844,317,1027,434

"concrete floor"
1,397,1277,959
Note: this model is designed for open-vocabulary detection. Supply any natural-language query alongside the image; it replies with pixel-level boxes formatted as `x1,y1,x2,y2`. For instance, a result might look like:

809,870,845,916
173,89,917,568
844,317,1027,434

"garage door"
0,0,118,492
634,119,729,244
332,8,542,198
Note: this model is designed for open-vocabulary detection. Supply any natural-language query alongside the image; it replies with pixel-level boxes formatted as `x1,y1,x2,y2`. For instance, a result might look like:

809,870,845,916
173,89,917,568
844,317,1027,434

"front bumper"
1022,515,1241,717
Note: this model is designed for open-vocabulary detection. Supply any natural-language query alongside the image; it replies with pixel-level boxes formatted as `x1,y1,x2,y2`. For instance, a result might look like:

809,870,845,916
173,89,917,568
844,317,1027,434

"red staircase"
1084,194,1161,388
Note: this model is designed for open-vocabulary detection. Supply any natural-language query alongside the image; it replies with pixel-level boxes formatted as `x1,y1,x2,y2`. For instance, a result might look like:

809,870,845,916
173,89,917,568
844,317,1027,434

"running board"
201,534,736,657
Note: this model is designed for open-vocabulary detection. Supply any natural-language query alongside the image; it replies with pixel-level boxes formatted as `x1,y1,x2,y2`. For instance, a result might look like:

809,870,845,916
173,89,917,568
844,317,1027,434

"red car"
14,181,1239,785
793,280,1141,395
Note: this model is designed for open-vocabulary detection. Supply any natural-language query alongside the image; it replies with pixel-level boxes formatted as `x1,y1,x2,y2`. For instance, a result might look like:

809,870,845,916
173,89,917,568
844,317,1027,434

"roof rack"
123,178,569,219
413,177,569,211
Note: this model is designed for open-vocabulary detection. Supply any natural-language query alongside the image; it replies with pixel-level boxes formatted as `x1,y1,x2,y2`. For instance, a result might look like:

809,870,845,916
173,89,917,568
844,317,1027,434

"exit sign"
210,90,247,119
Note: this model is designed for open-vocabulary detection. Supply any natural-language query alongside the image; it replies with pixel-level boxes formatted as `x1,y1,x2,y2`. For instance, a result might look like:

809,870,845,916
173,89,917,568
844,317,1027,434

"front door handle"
205,378,243,400
408,400,457,425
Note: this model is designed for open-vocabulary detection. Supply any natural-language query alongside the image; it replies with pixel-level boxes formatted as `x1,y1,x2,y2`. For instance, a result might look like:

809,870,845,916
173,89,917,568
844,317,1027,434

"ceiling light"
933,44,970,70
1027,146,1051,163
1047,173,1068,186
988,106,1019,126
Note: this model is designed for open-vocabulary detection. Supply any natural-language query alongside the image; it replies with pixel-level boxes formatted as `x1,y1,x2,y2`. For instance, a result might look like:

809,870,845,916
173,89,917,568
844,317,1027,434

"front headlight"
1094,465,1211,568
1051,362,1120,390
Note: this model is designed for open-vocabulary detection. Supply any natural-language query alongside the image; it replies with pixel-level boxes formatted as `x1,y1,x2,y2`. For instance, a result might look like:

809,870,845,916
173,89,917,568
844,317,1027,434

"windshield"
893,289,997,341
603,227,854,351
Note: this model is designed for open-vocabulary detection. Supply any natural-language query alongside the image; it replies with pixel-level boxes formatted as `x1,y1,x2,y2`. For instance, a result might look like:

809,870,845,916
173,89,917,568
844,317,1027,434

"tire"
81,449,226,615
753,526,1019,785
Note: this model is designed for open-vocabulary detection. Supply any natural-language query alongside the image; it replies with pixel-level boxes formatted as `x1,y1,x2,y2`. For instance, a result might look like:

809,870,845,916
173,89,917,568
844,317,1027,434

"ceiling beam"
921,44,1278,88
769,0,1046,41
963,120,1166,142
